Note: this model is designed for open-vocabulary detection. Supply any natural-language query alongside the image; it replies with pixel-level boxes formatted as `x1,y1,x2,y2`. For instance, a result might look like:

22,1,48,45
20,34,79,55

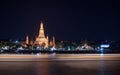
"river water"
0,54,120,75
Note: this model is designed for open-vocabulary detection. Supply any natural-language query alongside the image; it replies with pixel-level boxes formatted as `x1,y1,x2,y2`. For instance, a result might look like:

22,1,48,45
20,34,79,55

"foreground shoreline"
0,54,120,61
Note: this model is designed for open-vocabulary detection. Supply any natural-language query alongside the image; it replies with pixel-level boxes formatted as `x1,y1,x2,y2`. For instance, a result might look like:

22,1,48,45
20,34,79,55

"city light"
100,44,110,48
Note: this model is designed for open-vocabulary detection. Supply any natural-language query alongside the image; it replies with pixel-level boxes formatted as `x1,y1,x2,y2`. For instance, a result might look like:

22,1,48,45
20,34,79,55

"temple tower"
35,22,49,48
26,35,29,44
49,36,56,47
53,36,56,47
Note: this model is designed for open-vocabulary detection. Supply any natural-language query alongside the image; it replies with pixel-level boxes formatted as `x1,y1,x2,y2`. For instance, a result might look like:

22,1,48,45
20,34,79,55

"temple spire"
39,21,45,38
26,35,29,44
53,36,56,47
40,21,44,30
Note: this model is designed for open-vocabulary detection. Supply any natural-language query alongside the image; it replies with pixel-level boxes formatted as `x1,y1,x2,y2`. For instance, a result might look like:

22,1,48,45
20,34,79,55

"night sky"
0,0,120,41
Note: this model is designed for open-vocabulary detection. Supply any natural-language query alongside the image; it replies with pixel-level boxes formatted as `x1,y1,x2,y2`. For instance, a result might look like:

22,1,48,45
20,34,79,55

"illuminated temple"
34,22,49,48
34,21,55,48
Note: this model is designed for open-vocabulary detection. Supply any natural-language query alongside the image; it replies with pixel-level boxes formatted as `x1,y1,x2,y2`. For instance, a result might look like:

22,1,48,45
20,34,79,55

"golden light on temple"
25,21,56,48
26,35,29,44
35,21,49,48
53,36,56,47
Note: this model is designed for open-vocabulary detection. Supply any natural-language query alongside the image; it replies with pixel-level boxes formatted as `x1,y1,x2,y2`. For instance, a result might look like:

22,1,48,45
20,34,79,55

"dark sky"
0,0,120,41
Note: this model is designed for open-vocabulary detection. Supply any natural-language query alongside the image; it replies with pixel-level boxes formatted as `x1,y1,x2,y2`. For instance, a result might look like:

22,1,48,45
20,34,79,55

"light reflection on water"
0,60,120,75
